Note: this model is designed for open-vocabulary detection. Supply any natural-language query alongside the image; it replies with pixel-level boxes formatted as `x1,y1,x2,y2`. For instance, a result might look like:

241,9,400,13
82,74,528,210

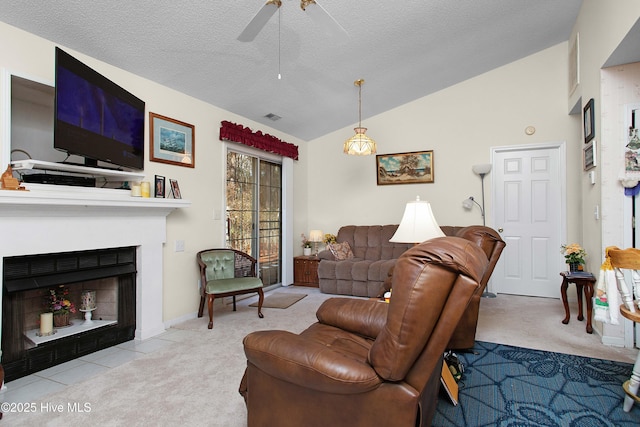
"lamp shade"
343,127,377,155
389,196,445,243
309,229,323,242
462,197,474,210
472,163,492,176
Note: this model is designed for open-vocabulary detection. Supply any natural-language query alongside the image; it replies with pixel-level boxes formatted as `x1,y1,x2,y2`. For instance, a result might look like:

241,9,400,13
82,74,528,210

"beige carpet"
249,292,306,308
6,287,333,427
5,289,637,426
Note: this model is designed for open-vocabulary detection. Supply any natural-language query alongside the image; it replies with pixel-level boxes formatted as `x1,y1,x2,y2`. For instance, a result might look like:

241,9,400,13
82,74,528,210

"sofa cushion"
328,241,354,260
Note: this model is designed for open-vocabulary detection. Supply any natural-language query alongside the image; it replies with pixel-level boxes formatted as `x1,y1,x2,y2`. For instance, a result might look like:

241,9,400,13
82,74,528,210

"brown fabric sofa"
240,237,488,427
318,224,506,350
318,224,412,297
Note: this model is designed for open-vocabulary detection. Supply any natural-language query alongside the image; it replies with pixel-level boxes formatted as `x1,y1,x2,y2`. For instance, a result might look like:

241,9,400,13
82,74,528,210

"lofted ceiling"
0,0,584,142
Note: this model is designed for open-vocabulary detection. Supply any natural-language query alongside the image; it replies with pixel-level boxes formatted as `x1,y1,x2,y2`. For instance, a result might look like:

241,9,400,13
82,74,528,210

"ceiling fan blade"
237,0,282,42
302,0,348,39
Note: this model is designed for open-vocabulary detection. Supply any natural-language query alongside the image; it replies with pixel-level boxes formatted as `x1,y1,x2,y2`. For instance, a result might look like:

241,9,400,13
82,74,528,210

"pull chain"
278,8,282,80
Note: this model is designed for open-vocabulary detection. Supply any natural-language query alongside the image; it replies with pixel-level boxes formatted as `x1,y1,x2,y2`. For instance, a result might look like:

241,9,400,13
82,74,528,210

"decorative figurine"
1,165,26,190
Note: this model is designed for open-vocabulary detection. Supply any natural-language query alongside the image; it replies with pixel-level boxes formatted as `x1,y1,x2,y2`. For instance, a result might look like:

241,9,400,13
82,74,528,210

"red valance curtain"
219,121,299,160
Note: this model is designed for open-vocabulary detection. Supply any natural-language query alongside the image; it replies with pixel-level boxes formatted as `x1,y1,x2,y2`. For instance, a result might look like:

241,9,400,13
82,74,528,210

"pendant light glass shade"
344,79,377,155
343,127,376,155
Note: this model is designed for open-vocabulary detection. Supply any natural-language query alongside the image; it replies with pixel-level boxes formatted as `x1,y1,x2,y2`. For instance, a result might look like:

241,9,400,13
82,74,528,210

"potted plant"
561,243,587,272
47,285,77,327
301,234,312,256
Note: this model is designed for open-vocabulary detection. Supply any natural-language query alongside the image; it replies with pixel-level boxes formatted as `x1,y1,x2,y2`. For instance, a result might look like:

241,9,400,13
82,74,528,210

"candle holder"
80,290,97,325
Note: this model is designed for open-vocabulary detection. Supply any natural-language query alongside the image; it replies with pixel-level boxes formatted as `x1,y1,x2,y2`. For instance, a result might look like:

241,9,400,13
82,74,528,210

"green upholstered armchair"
197,248,264,329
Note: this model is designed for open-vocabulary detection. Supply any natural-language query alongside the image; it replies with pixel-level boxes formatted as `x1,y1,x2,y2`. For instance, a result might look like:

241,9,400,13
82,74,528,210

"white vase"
303,247,311,256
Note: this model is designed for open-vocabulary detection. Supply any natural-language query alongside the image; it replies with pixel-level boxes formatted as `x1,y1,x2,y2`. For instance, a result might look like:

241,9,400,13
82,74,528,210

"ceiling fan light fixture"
239,0,345,42
344,79,377,155
300,0,315,11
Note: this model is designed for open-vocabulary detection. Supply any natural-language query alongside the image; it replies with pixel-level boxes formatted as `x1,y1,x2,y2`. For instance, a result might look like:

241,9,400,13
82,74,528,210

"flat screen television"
54,47,145,170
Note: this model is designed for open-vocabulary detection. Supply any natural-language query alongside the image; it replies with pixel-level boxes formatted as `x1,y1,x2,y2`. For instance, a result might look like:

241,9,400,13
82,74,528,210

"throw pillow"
328,241,354,260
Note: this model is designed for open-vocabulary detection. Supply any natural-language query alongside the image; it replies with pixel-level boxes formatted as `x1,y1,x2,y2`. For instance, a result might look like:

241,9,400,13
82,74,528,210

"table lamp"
389,196,445,244
309,229,323,256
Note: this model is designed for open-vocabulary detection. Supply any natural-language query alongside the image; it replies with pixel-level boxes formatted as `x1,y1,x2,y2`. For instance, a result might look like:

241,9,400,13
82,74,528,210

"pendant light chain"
358,80,362,127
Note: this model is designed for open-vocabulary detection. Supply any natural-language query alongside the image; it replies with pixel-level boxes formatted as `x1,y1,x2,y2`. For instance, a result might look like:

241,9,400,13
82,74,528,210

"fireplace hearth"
2,247,137,382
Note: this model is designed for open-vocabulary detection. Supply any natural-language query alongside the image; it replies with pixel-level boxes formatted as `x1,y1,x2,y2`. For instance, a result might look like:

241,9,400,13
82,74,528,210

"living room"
1,1,640,424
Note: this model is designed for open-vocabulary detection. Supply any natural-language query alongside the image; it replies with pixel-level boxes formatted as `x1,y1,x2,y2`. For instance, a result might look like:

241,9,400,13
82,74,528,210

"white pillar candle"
40,312,53,335
131,183,142,197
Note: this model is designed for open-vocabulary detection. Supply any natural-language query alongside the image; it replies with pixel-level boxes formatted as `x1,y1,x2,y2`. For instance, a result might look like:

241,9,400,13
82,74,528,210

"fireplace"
0,184,188,384
2,247,137,381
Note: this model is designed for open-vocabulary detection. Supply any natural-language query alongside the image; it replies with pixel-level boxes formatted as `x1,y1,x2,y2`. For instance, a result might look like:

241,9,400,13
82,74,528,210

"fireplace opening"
2,247,136,382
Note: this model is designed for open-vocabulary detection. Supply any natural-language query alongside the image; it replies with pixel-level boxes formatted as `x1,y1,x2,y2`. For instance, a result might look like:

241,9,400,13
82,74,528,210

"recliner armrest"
243,330,382,394
316,298,388,339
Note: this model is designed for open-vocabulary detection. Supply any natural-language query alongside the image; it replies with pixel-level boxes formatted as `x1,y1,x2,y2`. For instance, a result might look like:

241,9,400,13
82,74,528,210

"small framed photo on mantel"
169,179,182,199
154,175,165,198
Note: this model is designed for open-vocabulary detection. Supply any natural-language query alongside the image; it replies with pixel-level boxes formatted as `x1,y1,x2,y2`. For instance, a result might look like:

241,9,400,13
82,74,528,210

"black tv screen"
54,47,145,170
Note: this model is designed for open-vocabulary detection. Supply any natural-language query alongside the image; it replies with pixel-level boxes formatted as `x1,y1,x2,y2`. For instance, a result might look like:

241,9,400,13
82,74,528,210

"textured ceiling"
0,0,583,141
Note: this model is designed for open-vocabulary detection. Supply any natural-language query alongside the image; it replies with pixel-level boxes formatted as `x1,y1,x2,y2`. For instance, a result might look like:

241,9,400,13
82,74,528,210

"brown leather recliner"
378,226,505,350
239,236,488,427
441,226,505,350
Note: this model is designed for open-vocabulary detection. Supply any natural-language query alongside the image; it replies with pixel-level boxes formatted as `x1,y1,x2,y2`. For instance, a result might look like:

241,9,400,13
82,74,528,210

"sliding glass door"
226,150,282,286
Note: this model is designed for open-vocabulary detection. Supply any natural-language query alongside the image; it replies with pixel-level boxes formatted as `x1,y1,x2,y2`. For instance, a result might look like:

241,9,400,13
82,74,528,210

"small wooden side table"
560,271,596,334
293,256,320,287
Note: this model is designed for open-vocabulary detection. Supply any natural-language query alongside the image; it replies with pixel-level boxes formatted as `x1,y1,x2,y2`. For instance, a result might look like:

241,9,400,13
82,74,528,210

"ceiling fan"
237,0,347,42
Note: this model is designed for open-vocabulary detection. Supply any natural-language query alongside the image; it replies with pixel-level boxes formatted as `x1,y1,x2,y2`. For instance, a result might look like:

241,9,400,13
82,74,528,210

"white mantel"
0,184,190,343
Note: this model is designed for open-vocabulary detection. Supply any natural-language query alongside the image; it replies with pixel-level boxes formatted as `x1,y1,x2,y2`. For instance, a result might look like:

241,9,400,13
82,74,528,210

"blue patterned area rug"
433,341,640,427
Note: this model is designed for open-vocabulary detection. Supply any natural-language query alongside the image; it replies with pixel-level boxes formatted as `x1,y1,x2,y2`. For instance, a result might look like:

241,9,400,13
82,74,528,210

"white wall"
305,43,582,245
0,22,306,324
570,0,640,273
568,1,640,342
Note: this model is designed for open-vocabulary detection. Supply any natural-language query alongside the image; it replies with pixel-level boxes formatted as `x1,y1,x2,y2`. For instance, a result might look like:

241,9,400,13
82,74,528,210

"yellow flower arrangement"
323,233,337,245
561,243,586,264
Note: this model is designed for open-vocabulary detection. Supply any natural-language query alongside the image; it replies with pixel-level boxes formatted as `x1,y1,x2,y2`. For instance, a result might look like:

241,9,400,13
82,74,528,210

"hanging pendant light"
344,79,377,155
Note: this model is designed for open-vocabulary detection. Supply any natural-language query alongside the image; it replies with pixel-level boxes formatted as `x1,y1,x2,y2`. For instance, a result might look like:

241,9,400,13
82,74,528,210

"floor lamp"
472,163,496,298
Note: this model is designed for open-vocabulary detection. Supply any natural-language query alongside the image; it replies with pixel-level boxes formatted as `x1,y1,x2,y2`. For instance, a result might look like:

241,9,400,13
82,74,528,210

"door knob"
498,228,504,233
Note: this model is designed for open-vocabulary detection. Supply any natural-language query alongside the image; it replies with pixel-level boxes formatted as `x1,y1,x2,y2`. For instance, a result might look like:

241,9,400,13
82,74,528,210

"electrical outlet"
175,240,185,252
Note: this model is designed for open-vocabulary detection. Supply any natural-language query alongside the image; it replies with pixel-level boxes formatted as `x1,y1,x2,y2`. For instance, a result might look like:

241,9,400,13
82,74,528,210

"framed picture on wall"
154,175,165,198
149,112,195,168
584,140,596,170
376,150,434,185
568,33,579,96
583,98,595,144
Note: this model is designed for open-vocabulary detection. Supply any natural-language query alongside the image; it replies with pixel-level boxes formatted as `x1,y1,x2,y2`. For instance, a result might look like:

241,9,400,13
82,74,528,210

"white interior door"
491,143,565,298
